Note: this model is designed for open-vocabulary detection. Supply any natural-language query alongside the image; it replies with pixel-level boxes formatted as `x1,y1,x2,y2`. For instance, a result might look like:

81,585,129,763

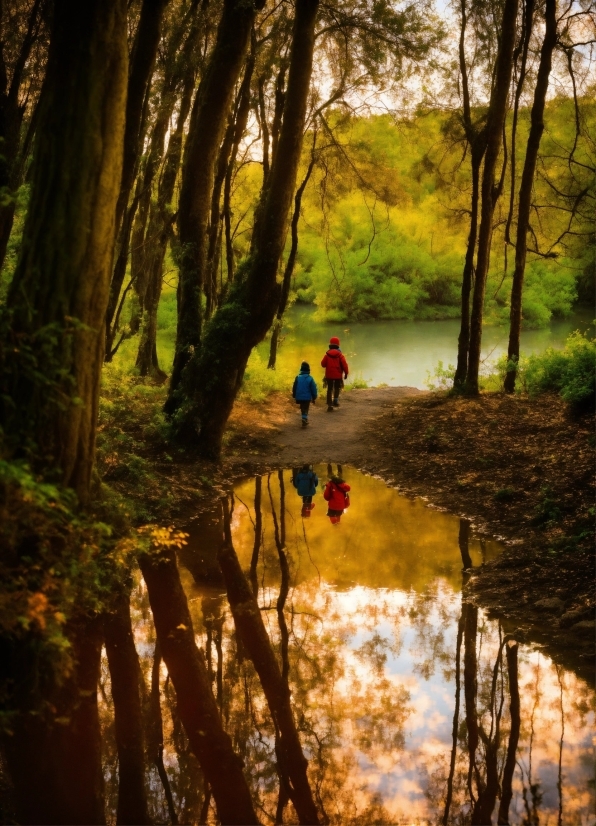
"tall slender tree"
466,0,519,394
504,0,557,392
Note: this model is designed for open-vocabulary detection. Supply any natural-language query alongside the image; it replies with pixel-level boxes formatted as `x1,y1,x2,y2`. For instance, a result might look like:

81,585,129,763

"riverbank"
99,383,594,684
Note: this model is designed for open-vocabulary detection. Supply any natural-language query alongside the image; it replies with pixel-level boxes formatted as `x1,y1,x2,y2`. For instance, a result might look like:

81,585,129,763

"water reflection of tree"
94,481,593,825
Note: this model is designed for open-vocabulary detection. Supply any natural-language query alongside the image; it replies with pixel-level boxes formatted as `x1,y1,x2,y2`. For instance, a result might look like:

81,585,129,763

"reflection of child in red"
323,475,350,524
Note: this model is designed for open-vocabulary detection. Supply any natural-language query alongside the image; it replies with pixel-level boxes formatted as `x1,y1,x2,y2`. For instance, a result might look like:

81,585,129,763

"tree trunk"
458,518,473,570
136,44,198,379
0,0,127,504
219,497,320,825
165,0,260,415
442,610,464,826
498,640,521,824
466,0,519,394
463,603,479,805
104,591,151,826
453,146,482,388
206,51,255,316
504,0,557,392
105,0,169,359
138,548,259,825
0,0,46,271
173,0,320,457
147,641,179,825
2,617,105,825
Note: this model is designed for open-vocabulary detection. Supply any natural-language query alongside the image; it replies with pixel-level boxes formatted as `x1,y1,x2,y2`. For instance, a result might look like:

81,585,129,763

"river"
257,306,593,389
100,467,595,825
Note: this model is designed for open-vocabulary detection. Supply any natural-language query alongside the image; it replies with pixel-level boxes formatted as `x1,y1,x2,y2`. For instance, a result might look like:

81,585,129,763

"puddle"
109,466,594,825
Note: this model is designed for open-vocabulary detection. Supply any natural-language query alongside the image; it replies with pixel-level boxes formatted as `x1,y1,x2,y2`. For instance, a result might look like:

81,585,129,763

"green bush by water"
521,330,596,411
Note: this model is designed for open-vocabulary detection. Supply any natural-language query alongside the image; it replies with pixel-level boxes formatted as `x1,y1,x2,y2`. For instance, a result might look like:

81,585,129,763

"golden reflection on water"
108,467,595,825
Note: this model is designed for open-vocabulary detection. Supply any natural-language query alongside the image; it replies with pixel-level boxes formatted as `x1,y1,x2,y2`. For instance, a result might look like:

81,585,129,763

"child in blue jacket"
293,464,319,510
292,361,318,427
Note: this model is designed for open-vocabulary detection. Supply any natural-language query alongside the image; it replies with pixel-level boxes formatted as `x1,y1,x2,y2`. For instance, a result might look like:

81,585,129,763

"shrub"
522,330,595,412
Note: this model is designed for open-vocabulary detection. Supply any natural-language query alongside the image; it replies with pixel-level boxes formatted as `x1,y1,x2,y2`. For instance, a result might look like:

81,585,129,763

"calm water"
106,467,595,825
259,306,594,388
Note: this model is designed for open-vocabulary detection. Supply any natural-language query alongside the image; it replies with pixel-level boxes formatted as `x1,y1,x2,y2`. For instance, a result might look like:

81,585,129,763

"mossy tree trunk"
466,0,519,394
0,0,127,504
504,0,557,392
171,0,320,457
165,0,262,413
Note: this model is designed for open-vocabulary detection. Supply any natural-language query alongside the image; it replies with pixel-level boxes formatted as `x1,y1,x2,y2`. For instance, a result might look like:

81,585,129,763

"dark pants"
326,379,342,406
299,401,310,417
302,495,312,504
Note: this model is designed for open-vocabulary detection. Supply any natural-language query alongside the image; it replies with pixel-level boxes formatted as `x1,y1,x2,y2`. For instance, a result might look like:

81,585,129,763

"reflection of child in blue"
293,464,318,517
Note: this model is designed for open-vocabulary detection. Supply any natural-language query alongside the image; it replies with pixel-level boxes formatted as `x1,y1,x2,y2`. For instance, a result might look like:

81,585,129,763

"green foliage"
521,330,596,412
425,360,455,391
98,365,174,520
239,350,293,402
279,103,594,323
494,487,516,502
532,486,563,526
0,458,132,725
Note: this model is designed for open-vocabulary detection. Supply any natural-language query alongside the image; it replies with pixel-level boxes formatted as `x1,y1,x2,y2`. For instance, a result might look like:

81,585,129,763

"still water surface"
114,467,594,824
259,306,594,388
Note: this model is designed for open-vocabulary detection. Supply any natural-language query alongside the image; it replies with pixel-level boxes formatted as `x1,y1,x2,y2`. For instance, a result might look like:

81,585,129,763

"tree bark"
0,0,127,503
173,0,320,457
219,497,320,825
466,0,519,394
2,617,105,825
165,0,260,414
504,0,557,392
104,591,151,826
138,548,259,825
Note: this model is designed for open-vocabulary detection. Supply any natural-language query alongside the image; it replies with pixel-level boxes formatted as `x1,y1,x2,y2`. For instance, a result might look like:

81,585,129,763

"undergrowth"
0,458,134,726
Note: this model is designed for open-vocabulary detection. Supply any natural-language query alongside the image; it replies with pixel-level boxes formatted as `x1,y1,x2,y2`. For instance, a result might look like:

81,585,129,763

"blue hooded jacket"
292,370,318,402
293,469,318,497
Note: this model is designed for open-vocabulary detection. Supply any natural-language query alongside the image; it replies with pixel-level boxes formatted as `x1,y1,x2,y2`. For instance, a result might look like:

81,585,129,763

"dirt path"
226,386,424,467
272,386,424,465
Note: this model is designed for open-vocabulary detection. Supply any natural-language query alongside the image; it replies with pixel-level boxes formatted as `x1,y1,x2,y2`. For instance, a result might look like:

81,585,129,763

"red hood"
325,349,342,358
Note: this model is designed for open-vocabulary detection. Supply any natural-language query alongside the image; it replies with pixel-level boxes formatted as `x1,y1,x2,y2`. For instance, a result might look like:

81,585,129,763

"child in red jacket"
323,475,350,524
321,336,349,412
